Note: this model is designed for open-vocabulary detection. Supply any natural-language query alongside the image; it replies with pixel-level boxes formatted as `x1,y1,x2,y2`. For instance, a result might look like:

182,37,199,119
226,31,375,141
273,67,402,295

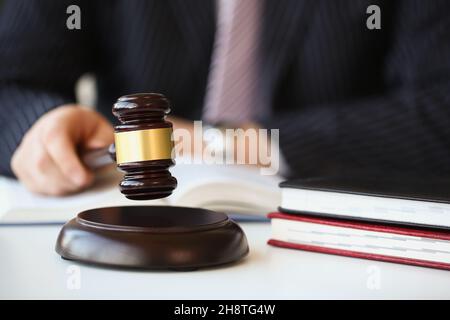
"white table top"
1,222,450,299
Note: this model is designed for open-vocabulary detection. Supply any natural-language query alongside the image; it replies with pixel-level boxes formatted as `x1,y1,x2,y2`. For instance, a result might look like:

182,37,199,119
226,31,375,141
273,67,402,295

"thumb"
82,112,115,150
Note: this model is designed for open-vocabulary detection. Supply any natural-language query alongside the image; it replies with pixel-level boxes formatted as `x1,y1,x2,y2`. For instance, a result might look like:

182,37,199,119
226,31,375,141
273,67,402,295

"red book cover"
267,212,450,271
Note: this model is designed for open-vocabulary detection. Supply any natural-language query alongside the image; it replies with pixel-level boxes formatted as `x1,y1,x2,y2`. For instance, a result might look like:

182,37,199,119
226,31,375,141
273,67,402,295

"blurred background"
1,0,450,195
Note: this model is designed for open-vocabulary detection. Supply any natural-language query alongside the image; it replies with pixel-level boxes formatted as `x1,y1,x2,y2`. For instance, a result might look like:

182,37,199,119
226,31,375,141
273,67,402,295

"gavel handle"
81,144,116,170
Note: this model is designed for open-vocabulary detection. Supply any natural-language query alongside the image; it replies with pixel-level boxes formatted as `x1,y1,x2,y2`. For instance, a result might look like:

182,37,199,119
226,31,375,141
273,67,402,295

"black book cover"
278,176,450,230
280,176,450,204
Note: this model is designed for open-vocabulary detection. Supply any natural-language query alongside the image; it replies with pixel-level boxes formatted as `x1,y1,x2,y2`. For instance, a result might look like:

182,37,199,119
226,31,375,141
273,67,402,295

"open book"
0,163,281,224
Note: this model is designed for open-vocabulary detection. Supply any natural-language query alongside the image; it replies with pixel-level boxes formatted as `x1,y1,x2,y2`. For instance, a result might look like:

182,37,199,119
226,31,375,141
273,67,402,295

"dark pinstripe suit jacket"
1,0,450,179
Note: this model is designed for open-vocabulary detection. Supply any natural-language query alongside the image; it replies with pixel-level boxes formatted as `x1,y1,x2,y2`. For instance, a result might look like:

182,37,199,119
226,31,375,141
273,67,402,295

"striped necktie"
203,0,262,126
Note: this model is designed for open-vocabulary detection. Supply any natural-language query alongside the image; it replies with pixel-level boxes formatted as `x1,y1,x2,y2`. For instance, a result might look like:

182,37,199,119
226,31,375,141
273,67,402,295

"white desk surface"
1,222,450,299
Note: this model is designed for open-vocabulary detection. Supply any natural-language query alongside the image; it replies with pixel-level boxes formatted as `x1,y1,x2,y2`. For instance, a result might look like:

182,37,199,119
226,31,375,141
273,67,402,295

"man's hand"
11,105,114,196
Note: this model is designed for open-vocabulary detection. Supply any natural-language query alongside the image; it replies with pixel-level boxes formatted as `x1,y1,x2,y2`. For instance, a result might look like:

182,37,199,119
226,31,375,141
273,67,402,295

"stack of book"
268,177,450,270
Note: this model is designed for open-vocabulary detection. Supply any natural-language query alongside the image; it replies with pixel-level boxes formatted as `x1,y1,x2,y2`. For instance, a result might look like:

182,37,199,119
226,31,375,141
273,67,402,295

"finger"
32,160,81,196
45,132,93,188
83,116,114,150
17,150,79,196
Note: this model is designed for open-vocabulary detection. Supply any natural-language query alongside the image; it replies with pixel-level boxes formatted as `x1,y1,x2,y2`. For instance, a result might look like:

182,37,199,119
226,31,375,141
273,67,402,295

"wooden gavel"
82,93,177,200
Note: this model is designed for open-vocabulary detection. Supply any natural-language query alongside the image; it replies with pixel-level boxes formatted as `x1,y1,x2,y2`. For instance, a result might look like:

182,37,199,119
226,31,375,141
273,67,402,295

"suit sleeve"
0,0,95,177
264,0,450,178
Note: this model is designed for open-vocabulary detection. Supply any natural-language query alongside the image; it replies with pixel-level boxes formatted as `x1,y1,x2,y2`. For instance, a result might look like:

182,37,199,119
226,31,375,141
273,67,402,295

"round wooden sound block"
55,206,249,270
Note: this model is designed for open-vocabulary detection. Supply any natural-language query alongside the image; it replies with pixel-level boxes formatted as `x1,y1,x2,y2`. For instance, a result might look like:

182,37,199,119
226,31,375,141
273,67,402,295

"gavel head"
112,93,177,200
